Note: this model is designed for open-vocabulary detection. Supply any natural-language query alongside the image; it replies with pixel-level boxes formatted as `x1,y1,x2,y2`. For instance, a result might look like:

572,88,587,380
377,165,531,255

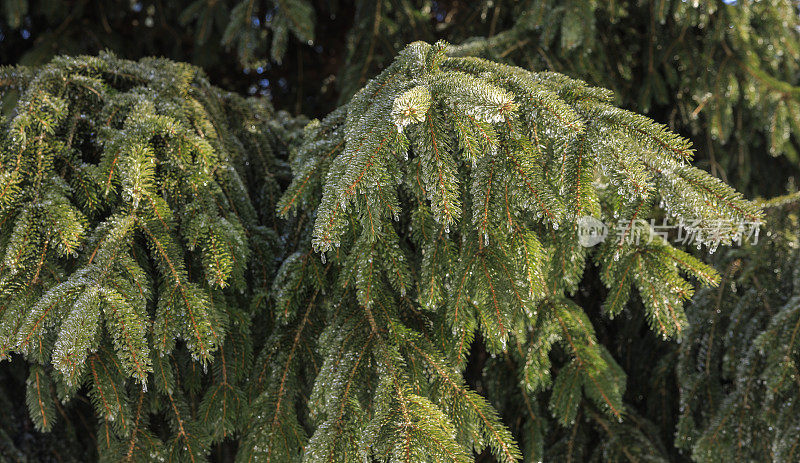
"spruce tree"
0,52,289,461
0,41,762,461
676,193,800,462
439,0,800,196
271,41,760,461
2,1,798,462
6,1,798,169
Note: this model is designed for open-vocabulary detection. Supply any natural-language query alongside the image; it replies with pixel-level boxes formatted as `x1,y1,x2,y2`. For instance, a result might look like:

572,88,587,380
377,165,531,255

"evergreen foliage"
6,1,798,177
0,52,288,461
448,0,800,195
273,40,760,461
181,0,315,65
676,195,800,462
1,0,313,67
1,1,798,462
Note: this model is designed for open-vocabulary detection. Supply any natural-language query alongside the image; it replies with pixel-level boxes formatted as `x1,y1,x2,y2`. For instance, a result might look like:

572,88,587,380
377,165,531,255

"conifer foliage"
182,0,315,65
676,196,800,462
274,41,761,461
1,1,797,461
0,36,768,463
1,0,315,67
454,0,800,195
0,53,285,460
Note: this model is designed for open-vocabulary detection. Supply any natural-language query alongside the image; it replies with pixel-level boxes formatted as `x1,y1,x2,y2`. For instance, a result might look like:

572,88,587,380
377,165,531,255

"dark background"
1,1,482,118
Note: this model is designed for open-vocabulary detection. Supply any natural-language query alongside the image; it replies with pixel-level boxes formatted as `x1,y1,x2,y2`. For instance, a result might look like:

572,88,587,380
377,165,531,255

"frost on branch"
0,53,283,460
272,40,762,461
